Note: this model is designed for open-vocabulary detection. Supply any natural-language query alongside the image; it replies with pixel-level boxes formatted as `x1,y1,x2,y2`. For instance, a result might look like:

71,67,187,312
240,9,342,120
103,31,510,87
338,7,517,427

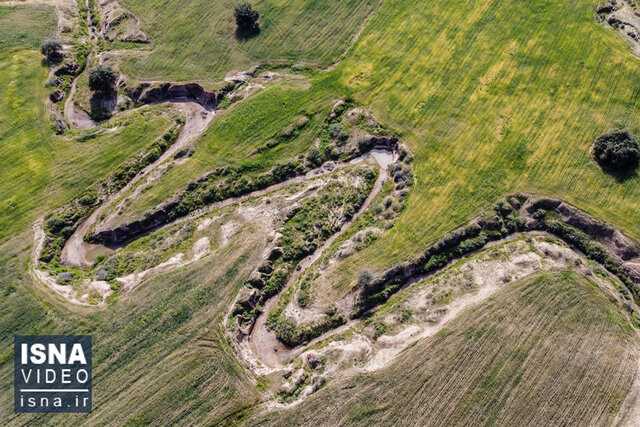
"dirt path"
62,0,98,130
60,102,214,267
246,152,393,369
63,54,95,130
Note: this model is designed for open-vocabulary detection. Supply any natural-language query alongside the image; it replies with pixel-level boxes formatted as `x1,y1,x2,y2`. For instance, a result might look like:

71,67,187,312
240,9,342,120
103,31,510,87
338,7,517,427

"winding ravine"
23,0,393,299
60,102,214,267
245,150,395,370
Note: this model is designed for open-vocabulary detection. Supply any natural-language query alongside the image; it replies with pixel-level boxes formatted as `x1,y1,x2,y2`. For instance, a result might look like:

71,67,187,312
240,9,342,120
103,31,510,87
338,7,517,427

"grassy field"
0,220,267,425
5,0,640,424
0,9,262,425
0,50,175,242
0,5,56,50
118,0,380,81
302,0,640,293
114,0,640,278
255,272,640,425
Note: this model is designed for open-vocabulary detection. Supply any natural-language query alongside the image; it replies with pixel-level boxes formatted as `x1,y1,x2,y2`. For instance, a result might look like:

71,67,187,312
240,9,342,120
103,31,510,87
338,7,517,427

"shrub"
40,40,63,64
593,130,640,170
306,147,323,167
89,66,117,94
373,322,387,339
272,160,301,181
357,269,374,288
234,2,259,31
329,123,349,143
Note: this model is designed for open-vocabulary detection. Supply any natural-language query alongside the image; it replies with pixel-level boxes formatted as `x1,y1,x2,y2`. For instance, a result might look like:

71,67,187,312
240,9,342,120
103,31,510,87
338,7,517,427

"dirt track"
247,151,394,369
60,102,214,267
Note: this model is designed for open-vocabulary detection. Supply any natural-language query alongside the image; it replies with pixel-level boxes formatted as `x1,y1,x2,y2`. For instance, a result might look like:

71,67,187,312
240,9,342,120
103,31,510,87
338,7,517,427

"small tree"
89,66,117,94
593,129,640,171
234,2,260,31
40,40,63,64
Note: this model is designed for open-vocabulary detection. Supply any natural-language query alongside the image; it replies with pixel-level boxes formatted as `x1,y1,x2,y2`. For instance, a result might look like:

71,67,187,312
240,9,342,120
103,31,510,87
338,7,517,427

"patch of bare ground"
599,0,640,56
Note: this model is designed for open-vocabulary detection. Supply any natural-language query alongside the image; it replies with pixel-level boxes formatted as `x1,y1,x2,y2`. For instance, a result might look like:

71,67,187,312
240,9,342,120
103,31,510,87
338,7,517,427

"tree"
89,66,117,94
234,2,259,31
40,40,63,64
593,130,640,171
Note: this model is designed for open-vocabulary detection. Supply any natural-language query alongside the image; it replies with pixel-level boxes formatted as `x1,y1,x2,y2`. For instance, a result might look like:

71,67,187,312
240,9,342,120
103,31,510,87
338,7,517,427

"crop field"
0,49,175,241
4,0,640,424
0,5,56,50
256,272,640,425
119,0,381,81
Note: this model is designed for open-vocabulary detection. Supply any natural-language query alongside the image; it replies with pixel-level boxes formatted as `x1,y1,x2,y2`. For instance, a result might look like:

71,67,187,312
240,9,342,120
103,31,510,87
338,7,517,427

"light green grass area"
118,0,640,290
0,5,56,50
0,50,173,242
255,272,639,425
318,0,640,285
118,78,340,218
119,0,380,81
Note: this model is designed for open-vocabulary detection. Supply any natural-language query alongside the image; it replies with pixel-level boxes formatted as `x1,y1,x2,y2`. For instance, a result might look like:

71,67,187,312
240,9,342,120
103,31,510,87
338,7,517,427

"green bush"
40,40,63,64
89,66,117,94
593,130,639,170
234,2,260,31
306,147,324,167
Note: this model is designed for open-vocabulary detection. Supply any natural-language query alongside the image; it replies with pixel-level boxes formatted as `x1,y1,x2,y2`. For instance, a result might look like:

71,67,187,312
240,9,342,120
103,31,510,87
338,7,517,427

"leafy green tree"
40,40,63,64
593,130,640,170
89,66,117,94
234,2,260,31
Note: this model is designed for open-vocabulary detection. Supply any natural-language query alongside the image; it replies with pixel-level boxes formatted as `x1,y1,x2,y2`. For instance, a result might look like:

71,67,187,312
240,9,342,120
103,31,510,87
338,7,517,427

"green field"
256,272,640,425
119,0,380,81
0,50,175,242
4,0,640,424
0,5,56,50
111,0,640,293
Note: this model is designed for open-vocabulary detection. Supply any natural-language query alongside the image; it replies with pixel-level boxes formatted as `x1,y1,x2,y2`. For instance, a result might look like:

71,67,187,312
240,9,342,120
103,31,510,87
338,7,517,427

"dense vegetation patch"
593,130,640,171
40,40,62,64
234,3,260,34
89,66,117,94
